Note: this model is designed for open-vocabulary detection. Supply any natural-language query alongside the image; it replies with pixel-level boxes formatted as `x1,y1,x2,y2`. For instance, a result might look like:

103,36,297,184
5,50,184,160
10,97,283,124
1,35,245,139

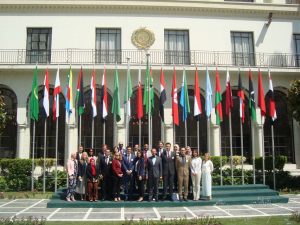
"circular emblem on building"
131,27,155,50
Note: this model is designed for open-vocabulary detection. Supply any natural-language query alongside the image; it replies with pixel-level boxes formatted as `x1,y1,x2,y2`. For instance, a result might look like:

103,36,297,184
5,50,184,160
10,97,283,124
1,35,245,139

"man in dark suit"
99,148,113,200
76,145,84,161
98,144,107,160
146,148,162,202
161,142,176,201
122,146,136,201
157,141,165,157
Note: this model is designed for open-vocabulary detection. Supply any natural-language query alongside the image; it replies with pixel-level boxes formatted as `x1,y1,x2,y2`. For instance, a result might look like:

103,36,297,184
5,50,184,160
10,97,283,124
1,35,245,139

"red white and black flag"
171,66,179,126
225,69,233,116
100,66,108,121
268,69,277,121
159,67,167,122
194,66,202,120
237,70,245,123
258,69,266,118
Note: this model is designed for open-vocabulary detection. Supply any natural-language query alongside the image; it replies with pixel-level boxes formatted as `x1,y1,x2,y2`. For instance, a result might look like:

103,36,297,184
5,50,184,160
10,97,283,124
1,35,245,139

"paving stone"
124,213,157,219
193,210,230,217
58,208,89,213
24,208,57,213
50,213,86,219
88,212,122,219
227,209,263,216
259,208,292,215
17,212,51,219
91,208,121,213
159,212,193,219
0,208,24,212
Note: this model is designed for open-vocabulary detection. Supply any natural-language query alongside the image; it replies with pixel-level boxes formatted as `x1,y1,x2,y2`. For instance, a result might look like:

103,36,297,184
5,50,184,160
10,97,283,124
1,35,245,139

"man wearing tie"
161,142,175,201
76,145,84,161
118,141,126,155
146,148,162,202
157,141,165,157
122,146,136,201
99,149,113,200
176,147,191,202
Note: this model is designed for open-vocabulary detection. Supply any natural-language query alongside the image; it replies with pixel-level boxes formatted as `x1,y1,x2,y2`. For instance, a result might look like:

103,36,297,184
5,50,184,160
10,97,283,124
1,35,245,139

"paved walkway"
0,195,299,221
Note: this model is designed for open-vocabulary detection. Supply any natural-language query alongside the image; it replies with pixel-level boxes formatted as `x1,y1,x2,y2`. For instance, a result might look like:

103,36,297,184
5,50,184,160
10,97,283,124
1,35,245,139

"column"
16,107,30,158
163,108,174,146
254,109,263,158
293,119,300,168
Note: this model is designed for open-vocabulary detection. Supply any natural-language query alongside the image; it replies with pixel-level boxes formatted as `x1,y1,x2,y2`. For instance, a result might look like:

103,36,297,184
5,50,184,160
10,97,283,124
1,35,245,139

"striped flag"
124,63,132,118
90,69,97,118
180,68,190,121
136,67,143,120
159,67,167,122
215,68,223,125
205,67,212,119
194,67,202,118
43,68,50,117
225,69,233,116
100,66,108,120
76,67,85,116
237,70,245,123
65,66,73,118
53,68,61,121
268,69,277,121
258,69,266,117
249,69,257,122
171,66,179,126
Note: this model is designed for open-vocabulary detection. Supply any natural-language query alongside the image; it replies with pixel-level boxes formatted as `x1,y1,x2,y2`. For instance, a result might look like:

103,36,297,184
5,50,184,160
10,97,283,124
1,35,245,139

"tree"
288,79,300,124
0,95,7,135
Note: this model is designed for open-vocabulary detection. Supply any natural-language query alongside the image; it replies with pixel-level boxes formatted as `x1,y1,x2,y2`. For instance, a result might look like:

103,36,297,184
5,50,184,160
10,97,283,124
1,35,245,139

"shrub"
36,170,67,192
255,155,287,171
0,176,8,191
210,156,228,170
230,155,246,168
0,216,45,225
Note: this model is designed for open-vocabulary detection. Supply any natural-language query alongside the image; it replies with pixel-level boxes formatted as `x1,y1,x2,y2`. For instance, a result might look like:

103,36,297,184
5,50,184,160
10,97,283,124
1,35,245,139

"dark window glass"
231,32,255,66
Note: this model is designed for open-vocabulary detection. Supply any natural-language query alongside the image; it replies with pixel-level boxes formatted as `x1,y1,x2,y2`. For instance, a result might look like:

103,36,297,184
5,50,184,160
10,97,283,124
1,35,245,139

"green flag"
143,59,154,115
30,66,39,121
112,66,121,122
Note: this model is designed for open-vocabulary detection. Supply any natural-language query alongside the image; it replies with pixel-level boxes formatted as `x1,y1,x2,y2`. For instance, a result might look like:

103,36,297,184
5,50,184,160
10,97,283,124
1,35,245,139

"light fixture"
266,12,273,27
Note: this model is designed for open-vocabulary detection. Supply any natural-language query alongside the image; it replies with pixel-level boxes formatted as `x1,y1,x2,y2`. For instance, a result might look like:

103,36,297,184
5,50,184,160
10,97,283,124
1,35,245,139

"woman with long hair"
66,152,78,202
76,152,88,200
112,152,123,202
201,153,214,200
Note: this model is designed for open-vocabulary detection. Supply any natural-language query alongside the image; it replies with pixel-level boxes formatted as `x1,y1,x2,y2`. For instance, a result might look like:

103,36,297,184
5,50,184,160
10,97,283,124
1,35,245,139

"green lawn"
45,216,299,225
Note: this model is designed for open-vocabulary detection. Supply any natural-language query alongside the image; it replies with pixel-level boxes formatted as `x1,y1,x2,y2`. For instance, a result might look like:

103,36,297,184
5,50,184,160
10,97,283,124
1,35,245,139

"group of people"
66,141,214,202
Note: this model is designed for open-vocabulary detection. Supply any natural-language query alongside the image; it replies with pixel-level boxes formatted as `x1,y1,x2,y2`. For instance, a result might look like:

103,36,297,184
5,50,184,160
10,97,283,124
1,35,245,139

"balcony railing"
0,49,299,68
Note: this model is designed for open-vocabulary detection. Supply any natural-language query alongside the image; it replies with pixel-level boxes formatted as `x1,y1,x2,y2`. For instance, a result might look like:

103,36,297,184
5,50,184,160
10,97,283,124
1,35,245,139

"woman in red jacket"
112,152,123,202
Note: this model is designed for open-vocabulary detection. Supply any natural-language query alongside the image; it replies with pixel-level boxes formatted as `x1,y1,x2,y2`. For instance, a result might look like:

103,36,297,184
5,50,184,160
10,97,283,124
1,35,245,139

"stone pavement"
0,195,299,222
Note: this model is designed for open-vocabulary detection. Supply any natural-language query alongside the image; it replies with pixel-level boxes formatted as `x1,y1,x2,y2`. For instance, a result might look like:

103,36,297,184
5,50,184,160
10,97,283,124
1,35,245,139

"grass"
44,216,299,225
0,192,53,199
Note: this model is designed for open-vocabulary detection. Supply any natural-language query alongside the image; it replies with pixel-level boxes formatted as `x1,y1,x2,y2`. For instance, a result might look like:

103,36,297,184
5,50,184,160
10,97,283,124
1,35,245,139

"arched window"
81,86,113,153
221,89,251,159
129,87,161,148
27,86,66,165
176,88,207,152
0,86,17,158
264,89,295,163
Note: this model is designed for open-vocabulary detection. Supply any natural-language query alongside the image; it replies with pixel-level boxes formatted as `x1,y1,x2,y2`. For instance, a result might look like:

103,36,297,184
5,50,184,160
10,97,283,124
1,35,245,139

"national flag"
205,67,212,119
143,58,154,115
76,67,85,116
215,68,223,125
225,69,233,116
124,63,132,118
159,67,167,122
237,70,245,123
43,68,50,117
171,66,179,126
30,66,39,121
268,69,277,121
194,67,202,118
65,66,73,118
100,66,108,120
136,67,143,120
53,68,61,121
258,69,266,117
249,69,257,122
180,68,190,121
112,65,121,122
90,69,97,118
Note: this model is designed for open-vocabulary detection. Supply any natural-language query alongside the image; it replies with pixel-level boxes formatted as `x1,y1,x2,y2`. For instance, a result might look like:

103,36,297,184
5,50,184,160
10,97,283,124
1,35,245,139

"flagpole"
31,121,36,192
92,118,94,149
251,119,256,184
79,115,82,147
271,124,276,189
185,120,187,147
219,125,223,186
126,57,130,147
207,118,210,153
240,118,245,185
173,123,176,146
139,119,141,148
146,53,151,149
229,111,233,185
43,119,47,193
55,118,58,193
261,116,266,185
103,120,106,145
197,119,200,154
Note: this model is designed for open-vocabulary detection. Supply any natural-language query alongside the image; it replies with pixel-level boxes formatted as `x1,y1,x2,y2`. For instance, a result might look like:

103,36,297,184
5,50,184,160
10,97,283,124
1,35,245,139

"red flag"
194,66,202,117
215,68,223,125
225,69,233,116
268,70,277,121
258,69,266,117
53,68,61,121
237,71,245,123
136,67,143,120
159,68,167,122
171,66,179,126
101,66,108,120
43,68,50,117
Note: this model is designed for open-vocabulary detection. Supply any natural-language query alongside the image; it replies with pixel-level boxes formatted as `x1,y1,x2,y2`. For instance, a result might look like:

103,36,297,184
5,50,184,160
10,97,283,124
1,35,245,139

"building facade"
0,0,299,167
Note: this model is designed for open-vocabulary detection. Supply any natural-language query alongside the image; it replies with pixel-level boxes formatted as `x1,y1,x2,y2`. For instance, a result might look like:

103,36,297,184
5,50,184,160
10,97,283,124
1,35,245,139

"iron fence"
0,49,299,68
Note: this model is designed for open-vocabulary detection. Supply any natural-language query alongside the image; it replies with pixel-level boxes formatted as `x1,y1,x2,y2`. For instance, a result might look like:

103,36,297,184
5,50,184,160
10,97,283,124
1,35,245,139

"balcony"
0,49,299,68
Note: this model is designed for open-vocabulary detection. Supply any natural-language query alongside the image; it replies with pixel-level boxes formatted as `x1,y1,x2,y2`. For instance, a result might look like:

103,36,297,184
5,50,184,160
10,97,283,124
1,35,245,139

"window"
164,30,190,65
231,32,255,66
294,34,300,66
26,28,52,64
225,0,253,2
96,28,121,64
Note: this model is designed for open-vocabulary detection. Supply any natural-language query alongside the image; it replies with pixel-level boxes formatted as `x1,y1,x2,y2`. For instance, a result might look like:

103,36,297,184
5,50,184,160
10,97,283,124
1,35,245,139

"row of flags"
29,64,277,126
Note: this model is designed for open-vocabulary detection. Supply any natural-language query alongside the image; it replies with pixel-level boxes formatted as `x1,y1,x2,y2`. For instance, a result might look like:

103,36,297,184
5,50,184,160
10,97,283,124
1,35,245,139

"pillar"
293,119,300,168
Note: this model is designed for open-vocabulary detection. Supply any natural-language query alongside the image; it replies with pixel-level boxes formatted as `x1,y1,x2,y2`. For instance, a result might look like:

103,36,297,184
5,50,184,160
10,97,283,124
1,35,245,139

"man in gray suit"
146,148,162,202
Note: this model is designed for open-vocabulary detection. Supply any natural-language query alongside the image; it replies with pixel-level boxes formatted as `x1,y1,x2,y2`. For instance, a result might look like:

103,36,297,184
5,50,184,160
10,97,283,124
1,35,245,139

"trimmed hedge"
255,156,287,171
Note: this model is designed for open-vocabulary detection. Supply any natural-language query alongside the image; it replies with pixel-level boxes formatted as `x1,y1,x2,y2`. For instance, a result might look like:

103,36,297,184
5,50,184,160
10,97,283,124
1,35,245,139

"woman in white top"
190,149,202,201
201,153,214,200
